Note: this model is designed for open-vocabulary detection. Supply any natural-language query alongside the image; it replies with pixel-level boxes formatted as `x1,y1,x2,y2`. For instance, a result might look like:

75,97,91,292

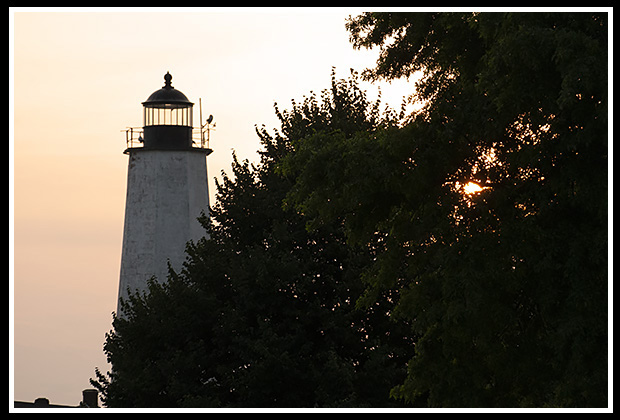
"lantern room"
141,72,194,150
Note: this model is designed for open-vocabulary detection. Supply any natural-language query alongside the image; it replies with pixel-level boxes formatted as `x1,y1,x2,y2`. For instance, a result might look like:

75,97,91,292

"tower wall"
117,148,209,315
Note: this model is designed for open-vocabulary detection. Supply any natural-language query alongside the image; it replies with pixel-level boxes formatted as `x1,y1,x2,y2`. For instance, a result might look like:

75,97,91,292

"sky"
10,8,419,406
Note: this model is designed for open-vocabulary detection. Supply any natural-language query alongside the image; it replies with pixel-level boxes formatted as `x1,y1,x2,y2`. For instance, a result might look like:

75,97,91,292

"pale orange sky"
10,8,417,406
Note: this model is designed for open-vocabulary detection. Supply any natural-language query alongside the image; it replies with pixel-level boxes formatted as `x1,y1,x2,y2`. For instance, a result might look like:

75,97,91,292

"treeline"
92,12,608,408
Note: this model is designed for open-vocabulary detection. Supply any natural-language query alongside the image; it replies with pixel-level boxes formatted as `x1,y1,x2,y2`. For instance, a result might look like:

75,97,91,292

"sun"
463,181,484,195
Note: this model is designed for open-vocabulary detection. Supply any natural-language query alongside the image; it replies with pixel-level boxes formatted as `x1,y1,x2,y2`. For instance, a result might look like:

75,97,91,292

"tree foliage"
281,12,607,407
92,70,415,408
93,12,608,408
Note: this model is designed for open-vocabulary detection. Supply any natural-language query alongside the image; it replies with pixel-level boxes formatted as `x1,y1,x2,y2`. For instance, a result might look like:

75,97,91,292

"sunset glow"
11,9,416,406
463,181,484,195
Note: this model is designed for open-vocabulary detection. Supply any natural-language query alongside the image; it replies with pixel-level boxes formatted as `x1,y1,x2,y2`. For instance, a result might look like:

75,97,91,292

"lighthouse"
117,72,212,316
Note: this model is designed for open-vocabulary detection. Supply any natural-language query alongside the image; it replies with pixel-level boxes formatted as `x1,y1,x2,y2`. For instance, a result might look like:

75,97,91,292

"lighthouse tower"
117,72,212,315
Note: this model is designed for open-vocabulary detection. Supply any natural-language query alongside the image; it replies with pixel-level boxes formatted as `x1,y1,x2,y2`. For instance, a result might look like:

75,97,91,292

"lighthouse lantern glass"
144,103,193,128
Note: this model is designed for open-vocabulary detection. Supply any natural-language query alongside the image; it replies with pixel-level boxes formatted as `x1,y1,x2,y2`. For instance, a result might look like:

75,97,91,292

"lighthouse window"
144,106,192,127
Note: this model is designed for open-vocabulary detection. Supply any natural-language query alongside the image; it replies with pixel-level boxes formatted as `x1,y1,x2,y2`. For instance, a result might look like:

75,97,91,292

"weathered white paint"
117,148,209,315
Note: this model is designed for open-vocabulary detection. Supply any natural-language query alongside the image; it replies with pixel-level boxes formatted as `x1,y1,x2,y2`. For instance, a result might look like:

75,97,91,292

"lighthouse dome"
142,72,193,108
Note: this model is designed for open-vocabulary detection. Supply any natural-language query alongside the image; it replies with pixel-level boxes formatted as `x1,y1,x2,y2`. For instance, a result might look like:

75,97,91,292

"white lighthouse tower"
117,72,212,315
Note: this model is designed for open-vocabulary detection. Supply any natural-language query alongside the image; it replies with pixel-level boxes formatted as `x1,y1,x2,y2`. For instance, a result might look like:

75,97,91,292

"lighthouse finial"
163,72,173,88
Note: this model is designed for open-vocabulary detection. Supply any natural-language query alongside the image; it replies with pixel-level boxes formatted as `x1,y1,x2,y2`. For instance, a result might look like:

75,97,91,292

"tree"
281,12,608,407
92,69,415,408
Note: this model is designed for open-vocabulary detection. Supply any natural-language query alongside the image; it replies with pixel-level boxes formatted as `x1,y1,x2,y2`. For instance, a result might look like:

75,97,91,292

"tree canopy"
290,12,607,407
92,69,416,408
92,12,608,408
